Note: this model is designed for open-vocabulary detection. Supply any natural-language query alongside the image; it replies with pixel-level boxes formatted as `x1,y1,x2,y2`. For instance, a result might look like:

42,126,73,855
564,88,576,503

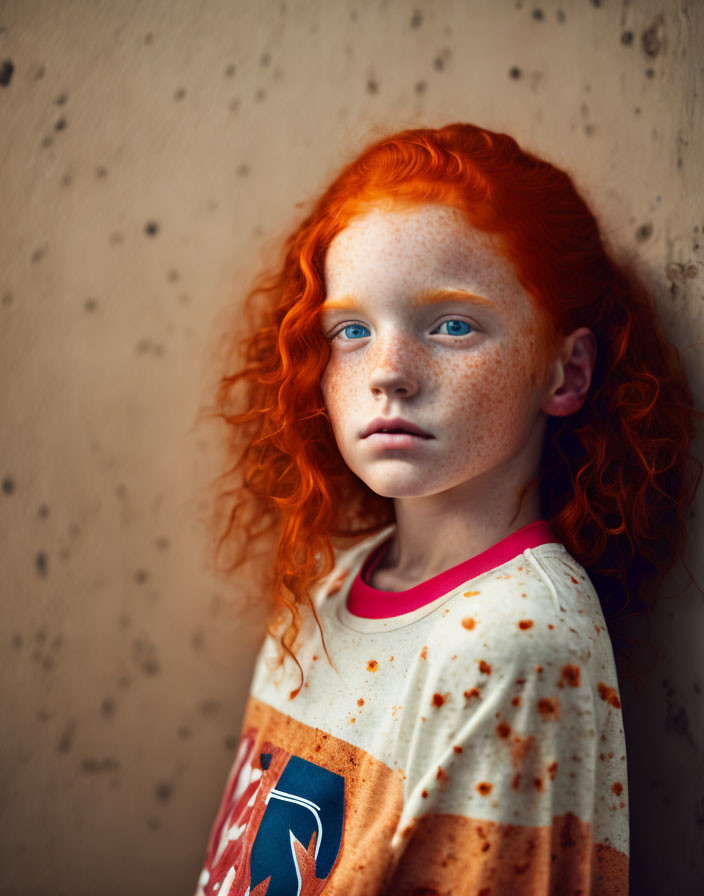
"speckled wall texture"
0,0,702,894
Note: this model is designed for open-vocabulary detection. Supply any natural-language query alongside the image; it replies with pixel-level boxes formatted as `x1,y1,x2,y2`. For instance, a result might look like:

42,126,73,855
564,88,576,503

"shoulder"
432,545,605,676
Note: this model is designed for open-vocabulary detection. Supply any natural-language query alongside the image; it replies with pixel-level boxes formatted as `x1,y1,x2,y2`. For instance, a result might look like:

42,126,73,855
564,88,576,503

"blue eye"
337,324,370,340
437,319,473,336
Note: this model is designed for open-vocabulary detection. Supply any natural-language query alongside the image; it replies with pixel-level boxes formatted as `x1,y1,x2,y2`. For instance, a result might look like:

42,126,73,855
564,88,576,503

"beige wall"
0,0,702,893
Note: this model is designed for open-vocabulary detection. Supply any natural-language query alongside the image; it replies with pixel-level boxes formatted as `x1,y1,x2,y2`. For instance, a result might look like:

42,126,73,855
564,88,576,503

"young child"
194,124,700,895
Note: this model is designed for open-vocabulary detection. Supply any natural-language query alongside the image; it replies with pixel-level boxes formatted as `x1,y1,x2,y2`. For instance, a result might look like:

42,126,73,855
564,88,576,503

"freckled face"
319,203,553,500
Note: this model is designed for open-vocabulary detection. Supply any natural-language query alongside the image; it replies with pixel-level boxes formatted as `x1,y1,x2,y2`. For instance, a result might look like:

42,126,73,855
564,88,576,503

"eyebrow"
320,287,494,313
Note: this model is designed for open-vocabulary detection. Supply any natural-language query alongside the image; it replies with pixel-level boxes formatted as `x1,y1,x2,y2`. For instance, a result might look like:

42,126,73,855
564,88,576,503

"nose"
368,332,420,399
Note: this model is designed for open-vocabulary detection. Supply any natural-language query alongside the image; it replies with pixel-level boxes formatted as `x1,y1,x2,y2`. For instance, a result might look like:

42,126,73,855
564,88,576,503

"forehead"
323,202,536,321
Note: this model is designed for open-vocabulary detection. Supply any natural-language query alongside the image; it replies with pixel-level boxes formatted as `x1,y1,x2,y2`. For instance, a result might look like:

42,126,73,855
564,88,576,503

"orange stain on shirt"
537,697,559,718
420,646,428,660
357,697,365,706
518,619,533,630
476,781,493,796
511,772,522,790
464,688,481,701
512,696,522,707
560,663,581,687
437,766,450,786
461,616,476,630
479,659,492,675
496,722,511,738
464,590,480,597
612,782,623,796
432,692,448,707
367,659,378,672
598,682,622,708
510,733,536,767
548,760,558,780
453,745,463,754
534,777,544,791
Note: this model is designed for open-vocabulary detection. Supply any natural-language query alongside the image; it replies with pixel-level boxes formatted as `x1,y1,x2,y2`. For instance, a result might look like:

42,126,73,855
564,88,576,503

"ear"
541,327,597,417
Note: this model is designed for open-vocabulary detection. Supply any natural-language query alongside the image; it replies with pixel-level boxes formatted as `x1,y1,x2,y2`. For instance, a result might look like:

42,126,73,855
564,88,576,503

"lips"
362,417,433,439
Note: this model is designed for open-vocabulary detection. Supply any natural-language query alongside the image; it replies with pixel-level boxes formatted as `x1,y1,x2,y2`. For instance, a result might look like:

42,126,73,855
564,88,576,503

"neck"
378,467,543,583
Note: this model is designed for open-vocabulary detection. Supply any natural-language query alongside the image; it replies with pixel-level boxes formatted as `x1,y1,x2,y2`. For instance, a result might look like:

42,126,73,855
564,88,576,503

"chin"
359,474,442,500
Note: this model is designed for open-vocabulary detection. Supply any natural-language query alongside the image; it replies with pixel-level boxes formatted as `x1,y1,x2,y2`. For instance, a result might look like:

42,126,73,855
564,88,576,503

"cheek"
446,335,542,429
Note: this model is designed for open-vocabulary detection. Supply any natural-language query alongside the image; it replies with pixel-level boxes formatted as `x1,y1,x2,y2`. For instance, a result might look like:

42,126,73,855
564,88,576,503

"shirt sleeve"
384,571,629,895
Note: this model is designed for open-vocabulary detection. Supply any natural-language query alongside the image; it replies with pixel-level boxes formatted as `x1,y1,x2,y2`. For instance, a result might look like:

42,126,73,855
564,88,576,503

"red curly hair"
205,123,702,696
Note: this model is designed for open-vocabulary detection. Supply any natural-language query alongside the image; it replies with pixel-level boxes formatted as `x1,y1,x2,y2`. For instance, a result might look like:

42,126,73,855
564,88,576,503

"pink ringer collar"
346,519,558,619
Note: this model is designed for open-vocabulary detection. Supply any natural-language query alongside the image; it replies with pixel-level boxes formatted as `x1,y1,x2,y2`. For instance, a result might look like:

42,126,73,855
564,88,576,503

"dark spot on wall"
57,720,77,753
410,9,422,27
224,734,238,750
174,87,186,101
81,757,120,774
635,222,653,242
134,569,149,584
36,708,51,722
645,67,655,79
95,166,108,179
414,81,427,94
82,297,98,313
147,816,160,830
61,173,72,187
0,59,14,86
31,244,47,263
54,117,67,131
39,135,53,149
432,54,446,71
236,162,249,176
117,674,132,688
665,699,695,747
641,17,663,58
154,535,170,550
259,52,271,67
366,79,378,94
176,724,192,740
12,632,22,649
144,221,159,237
109,231,124,245
2,291,12,305
621,31,633,46
100,697,116,717
31,63,46,80
144,32,154,45
590,0,601,7
36,551,48,578
556,9,565,23
191,628,205,651
51,634,63,650
154,781,173,801
228,97,240,112
509,66,522,79
254,87,266,101
198,698,223,716
634,106,641,115
2,475,15,494
531,9,544,21
132,637,160,675
225,63,236,77
136,337,164,356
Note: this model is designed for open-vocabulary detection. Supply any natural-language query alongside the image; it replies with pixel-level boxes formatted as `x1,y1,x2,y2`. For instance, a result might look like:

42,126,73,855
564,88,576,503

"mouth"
362,418,434,439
